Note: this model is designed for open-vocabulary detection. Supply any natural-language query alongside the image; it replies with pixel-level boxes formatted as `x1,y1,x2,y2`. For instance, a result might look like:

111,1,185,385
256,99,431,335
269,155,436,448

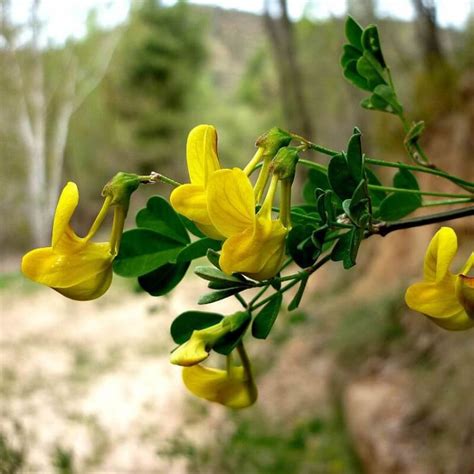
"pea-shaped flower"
207,168,287,280
405,227,474,330
182,363,258,409
170,124,223,239
22,174,138,301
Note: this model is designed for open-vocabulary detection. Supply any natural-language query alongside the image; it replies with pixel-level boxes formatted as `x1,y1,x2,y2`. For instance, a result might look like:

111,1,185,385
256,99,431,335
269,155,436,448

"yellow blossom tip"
182,364,258,409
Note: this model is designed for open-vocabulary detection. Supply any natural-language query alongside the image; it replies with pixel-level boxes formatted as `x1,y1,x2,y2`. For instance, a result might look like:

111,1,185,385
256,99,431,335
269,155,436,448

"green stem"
248,285,270,307
372,205,474,237
365,158,474,191
139,172,181,188
367,184,473,199
251,254,332,311
234,293,248,308
236,343,254,383
84,195,112,241
298,159,472,199
422,198,474,207
298,142,474,192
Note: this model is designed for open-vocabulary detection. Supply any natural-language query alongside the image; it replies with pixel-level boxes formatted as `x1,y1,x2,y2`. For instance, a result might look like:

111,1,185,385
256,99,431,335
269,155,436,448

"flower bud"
102,172,141,209
256,127,292,160
272,146,300,181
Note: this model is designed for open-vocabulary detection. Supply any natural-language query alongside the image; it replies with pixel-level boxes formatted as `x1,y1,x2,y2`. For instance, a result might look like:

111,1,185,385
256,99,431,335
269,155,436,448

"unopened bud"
272,146,300,181
256,127,292,159
102,172,140,208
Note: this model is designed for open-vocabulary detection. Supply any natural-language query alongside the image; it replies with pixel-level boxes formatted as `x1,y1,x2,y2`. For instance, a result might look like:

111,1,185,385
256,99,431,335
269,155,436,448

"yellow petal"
182,365,257,409
423,227,457,282
170,183,212,225
428,309,474,331
22,241,112,289
186,124,220,186
219,216,287,280
195,223,224,240
207,168,255,238
52,182,80,247
170,337,209,367
405,276,461,318
456,274,474,319
55,266,113,301
245,220,287,280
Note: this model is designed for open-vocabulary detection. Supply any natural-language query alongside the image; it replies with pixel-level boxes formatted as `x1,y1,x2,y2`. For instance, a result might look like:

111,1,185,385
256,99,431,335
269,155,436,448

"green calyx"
256,127,292,160
272,146,300,181
102,172,141,209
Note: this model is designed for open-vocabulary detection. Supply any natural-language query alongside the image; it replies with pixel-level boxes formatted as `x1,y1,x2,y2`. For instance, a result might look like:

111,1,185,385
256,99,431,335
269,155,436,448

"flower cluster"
171,312,257,409
170,124,295,281
168,124,297,407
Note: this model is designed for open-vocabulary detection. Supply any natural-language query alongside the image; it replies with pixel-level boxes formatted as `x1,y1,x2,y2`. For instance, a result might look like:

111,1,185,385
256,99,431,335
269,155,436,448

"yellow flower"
21,181,122,301
182,364,257,409
207,168,287,280
405,227,474,330
170,124,223,240
170,322,227,367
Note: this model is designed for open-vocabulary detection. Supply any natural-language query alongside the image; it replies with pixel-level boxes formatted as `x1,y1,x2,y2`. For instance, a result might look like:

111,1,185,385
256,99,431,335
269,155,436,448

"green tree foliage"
117,0,207,170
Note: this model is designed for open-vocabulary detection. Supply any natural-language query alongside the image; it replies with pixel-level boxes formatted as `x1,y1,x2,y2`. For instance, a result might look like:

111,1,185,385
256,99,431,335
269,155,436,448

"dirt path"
0,276,241,473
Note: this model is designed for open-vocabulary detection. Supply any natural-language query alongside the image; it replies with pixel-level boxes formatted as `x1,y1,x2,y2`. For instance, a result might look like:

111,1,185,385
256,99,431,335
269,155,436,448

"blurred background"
1,0,473,472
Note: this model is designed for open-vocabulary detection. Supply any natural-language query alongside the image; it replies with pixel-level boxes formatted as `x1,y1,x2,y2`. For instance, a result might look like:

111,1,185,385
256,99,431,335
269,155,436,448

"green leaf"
356,54,386,90
393,168,420,191
194,266,246,284
206,249,221,269
252,292,283,339
331,227,363,269
345,16,363,51
138,261,189,296
327,154,358,200
136,196,189,245
198,287,245,305
179,215,206,238
373,85,403,115
379,193,422,221
346,128,363,181
177,238,221,263
208,281,251,290
361,25,386,68
302,168,330,204
405,121,425,145
366,168,386,206
287,225,320,268
114,229,185,277
341,44,361,68
171,311,223,344
214,312,252,355
343,61,371,91
288,276,308,311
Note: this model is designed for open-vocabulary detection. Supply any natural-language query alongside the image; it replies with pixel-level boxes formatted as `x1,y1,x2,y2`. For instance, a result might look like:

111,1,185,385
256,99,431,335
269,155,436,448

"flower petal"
428,309,474,331
182,365,257,409
219,216,287,280
55,266,113,301
423,227,457,282
186,124,220,186
405,276,461,318
170,183,212,225
170,337,209,367
207,168,255,238
52,182,80,247
22,242,112,289
456,273,474,319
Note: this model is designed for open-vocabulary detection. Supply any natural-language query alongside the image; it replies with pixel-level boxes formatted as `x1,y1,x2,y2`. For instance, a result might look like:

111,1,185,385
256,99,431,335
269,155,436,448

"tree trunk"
263,0,314,140
412,0,445,69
